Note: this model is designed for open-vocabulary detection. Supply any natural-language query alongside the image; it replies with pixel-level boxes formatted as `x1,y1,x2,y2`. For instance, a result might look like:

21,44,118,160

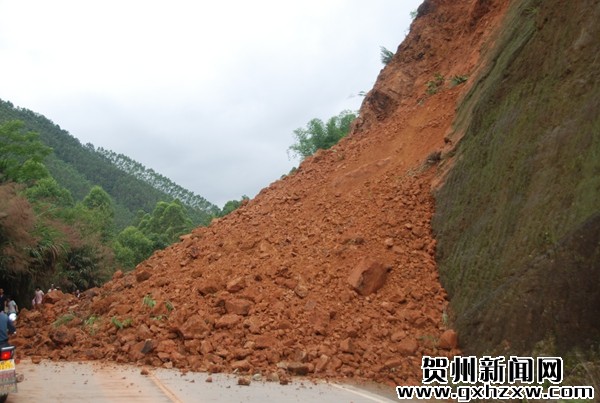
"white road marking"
147,371,184,403
329,382,398,402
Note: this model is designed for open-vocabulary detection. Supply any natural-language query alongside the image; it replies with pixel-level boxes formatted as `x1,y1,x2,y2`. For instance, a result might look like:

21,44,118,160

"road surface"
6,359,401,402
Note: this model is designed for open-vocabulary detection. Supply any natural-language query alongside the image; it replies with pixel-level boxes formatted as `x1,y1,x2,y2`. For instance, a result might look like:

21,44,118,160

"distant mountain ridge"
0,98,219,229
94,146,217,214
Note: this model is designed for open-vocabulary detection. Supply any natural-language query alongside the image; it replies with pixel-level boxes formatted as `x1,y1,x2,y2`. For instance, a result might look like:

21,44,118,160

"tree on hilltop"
288,110,356,160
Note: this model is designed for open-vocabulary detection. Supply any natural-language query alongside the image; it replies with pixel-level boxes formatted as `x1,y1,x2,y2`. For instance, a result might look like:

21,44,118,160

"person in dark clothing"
0,311,16,347
0,288,7,312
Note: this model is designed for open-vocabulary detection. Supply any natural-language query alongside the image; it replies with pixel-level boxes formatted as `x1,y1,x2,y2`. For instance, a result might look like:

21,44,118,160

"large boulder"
347,259,390,296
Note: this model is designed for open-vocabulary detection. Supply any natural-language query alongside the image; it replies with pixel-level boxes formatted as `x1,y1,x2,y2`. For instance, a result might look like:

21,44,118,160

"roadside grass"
53,313,75,327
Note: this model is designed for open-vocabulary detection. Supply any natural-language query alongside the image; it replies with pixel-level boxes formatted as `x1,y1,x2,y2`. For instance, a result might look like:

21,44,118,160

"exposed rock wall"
433,0,600,356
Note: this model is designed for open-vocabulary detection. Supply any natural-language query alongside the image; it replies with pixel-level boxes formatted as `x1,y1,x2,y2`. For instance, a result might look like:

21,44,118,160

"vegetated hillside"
433,0,600,361
15,0,512,387
0,100,219,228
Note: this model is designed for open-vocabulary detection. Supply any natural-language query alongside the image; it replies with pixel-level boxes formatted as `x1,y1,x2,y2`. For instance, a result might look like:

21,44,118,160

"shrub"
142,294,156,309
111,316,132,330
450,75,469,87
426,73,446,95
53,313,75,328
380,46,395,65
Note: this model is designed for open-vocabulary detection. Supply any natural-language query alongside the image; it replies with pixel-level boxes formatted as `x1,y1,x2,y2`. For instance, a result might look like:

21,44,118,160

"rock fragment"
439,329,458,350
347,259,390,296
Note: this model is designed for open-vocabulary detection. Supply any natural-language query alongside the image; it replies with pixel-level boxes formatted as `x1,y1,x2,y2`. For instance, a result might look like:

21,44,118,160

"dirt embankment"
13,0,509,386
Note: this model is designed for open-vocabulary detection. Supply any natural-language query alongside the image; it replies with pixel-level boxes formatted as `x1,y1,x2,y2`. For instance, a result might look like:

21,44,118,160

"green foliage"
142,294,156,309
0,100,219,230
15,159,51,185
82,185,113,212
0,183,38,280
111,316,132,330
53,313,75,328
27,190,115,294
426,73,446,95
524,6,540,16
288,110,356,160
0,120,51,183
0,121,117,301
84,314,98,327
76,186,115,242
25,177,74,208
63,244,112,291
113,226,153,269
0,100,219,300
112,243,135,270
442,310,449,327
138,200,192,242
380,46,395,65
113,199,195,269
84,314,99,335
219,195,249,217
450,75,469,87
0,180,97,303
27,221,66,275
165,300,174,312
94,147,219,226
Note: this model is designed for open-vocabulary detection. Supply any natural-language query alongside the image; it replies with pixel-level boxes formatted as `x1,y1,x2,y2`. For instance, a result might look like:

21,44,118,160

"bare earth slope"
15,0,509,386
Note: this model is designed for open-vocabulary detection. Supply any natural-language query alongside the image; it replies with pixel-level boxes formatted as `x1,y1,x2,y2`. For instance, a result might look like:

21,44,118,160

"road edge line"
147,371,185,403
328,382,398,402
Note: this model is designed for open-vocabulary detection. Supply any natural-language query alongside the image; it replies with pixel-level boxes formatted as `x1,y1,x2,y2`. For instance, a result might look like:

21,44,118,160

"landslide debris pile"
17,170,453,385
14,0,508,386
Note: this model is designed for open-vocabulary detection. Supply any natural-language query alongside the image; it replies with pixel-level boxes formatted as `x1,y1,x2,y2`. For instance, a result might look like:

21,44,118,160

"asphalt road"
6,359,401,403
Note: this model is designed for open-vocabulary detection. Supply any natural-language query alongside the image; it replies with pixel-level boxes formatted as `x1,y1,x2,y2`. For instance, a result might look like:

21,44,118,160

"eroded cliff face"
433,0,600,359
15,0,513,386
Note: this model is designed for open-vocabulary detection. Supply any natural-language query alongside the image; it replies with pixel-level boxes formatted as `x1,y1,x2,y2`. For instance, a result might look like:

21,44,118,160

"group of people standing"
0,285,47,345
0,284,74,315
0,288,17,347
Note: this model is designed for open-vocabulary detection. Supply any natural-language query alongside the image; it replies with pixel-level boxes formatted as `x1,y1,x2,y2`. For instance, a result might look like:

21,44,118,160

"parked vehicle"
0,345,17,403
0,313,18,403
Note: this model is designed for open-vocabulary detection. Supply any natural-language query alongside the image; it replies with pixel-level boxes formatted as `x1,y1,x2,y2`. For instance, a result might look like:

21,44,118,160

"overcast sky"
0,0,422,208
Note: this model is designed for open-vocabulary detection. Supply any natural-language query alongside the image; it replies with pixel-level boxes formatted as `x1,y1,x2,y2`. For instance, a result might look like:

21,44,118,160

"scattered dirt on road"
13,358,401,402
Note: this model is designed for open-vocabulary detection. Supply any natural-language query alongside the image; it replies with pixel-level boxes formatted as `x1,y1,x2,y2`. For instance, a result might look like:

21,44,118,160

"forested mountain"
1,99,227,303
94,147,217,215
0,99,219,229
